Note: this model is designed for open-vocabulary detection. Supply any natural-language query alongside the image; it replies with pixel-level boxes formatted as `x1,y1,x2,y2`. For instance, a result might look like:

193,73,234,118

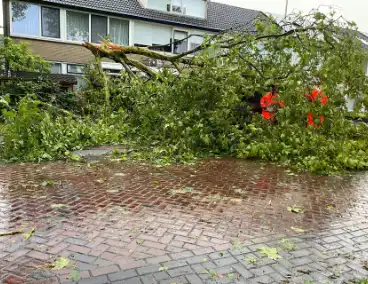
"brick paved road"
0,158,367,283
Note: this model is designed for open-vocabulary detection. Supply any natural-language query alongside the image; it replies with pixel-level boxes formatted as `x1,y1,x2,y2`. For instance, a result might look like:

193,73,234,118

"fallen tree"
2,9,368,174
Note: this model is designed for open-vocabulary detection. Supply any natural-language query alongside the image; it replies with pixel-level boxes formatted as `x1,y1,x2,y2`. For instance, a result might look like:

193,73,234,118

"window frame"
108,16,130,46
11,2,42,37
67,64,85,75
65,9,90,42
41,6,61,38
9,1,131,45
91,14,108,43
173,29,189,54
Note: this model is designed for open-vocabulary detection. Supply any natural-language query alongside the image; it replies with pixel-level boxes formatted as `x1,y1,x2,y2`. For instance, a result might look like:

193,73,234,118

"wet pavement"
0,158,367,284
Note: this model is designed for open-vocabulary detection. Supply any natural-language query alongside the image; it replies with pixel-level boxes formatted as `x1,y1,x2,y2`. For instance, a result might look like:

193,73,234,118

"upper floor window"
147,0,206,18
42,7,60,38
91,15,108,43
110,18,130,46
12,2,40,36
66,11,89,41
11,2,130,45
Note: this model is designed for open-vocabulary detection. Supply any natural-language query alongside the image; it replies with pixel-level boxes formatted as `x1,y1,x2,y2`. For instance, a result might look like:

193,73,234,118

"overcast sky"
214,0,368,33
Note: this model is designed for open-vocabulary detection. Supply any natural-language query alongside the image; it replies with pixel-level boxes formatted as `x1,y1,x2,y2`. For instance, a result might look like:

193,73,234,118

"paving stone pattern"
0,158,367,283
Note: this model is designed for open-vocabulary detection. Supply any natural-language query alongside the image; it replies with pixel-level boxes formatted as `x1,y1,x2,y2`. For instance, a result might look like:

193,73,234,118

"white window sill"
11,34,86,46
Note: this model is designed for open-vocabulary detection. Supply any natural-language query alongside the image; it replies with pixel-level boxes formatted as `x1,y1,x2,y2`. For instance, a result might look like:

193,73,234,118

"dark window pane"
42,7,60,38
174,31,188,54
91,15,107,43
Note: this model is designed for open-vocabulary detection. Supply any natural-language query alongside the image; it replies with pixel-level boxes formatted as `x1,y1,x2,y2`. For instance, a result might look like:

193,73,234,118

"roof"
358,31,368,48
37,0,262,32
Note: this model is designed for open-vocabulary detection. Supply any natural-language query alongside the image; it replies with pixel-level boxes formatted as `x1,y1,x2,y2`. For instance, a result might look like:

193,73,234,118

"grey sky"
214,0,368,33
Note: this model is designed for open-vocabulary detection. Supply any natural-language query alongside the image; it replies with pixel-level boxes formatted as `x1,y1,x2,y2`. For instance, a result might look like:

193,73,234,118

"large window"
66,11,89,41
91,15,107,43
173,31,188,54
11,2,40,36
11,2,130,46
110,18,129,46
42,7,60,38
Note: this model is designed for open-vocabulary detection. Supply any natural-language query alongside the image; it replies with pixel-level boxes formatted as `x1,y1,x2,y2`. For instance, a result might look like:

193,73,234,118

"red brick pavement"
0,158,367,283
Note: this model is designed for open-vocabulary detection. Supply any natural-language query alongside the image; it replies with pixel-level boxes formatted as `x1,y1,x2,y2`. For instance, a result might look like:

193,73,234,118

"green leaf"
279,239,297,251
68,270,81,281
52,257,70,270
245,256,258,264
70,154,81,162
159,266,168,271
40,180,54,187
23,228,35,240
287,205,304,214
227,273,235,280
258,247,281,260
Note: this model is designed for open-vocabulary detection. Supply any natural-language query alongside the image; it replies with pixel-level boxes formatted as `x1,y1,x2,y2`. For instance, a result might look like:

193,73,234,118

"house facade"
0,0,261,76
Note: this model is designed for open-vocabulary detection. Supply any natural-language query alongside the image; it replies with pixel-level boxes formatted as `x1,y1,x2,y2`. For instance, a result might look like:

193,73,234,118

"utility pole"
284,0,289,18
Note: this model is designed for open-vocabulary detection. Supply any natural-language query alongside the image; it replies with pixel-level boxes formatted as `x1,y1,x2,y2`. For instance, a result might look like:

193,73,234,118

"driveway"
0,158,367,283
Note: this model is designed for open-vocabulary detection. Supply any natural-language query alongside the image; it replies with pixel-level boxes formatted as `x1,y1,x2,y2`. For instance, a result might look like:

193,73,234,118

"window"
91,15,107,43
171,0,182,13
152,43,172,53
146,0,170,12
42,7,60,38
11,2,40,36
51,63,62,74
109,18,129,46
67,64,84,74
67,11,89,41
173,31,188,54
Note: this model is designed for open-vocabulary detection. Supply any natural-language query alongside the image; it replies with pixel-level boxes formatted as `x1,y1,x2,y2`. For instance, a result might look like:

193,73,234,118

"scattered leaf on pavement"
291,227,306,233
96,178,106,184
227,273,235,280
23,228,35,240
326,204,336,210
136,239,144,245
231,239,244,250
287,205,304,214
159,266,168,271
40,180,54,187
245,256,258,264
279,239,297,251
258,247,281,260
68,270,81,281
202,258,207,262
52,257,71,270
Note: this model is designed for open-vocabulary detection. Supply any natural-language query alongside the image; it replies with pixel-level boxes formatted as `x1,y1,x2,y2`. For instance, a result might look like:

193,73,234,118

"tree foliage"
2,9,368,174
